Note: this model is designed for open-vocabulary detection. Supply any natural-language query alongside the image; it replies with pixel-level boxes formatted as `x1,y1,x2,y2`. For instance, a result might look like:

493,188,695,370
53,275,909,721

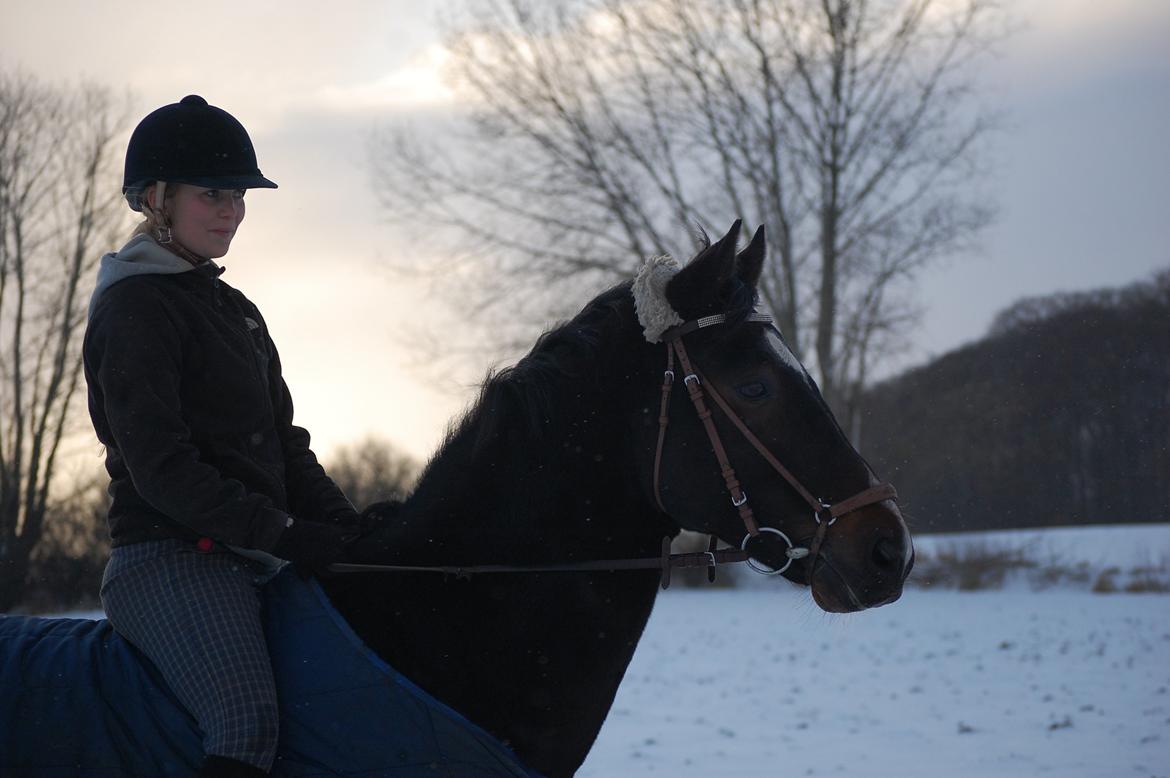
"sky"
2,0,1168,464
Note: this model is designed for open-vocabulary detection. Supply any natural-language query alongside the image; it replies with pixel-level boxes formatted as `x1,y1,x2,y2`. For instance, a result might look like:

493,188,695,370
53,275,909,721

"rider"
84,95,362,777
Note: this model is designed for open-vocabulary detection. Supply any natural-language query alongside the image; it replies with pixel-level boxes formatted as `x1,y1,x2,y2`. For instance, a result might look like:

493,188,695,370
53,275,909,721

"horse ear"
666,220,742,316
736,224,765,287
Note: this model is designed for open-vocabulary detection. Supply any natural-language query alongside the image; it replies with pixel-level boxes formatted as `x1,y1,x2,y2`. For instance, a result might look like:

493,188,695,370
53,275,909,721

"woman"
84,95,362,777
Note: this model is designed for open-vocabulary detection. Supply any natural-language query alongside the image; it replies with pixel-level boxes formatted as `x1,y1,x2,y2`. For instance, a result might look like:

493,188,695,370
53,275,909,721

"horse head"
635,220,913,612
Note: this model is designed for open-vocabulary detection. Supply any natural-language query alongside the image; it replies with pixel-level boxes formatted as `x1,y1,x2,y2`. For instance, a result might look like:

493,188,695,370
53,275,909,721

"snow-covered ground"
579,524,1170,778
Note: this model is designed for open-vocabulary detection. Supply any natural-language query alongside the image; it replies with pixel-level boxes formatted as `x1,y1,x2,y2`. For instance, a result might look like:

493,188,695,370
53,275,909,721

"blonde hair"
129,181,175,240
126,182,209,266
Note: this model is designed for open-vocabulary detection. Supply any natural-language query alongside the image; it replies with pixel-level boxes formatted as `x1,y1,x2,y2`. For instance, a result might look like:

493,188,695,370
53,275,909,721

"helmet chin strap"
142,181,211,267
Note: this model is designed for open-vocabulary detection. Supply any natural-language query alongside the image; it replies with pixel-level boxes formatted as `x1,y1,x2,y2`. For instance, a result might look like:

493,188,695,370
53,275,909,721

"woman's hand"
272,518,361,576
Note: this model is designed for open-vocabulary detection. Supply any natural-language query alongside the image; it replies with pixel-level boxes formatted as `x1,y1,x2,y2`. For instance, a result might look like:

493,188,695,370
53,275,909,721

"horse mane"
413,243,761,497
459,282,639,463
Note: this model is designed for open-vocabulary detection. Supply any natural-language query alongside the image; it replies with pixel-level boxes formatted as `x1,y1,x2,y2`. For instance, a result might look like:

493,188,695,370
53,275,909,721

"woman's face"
152,183,246,259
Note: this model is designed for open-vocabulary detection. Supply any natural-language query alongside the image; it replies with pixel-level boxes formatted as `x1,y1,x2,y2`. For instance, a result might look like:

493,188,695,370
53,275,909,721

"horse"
324,220,913,776
0,221,912,777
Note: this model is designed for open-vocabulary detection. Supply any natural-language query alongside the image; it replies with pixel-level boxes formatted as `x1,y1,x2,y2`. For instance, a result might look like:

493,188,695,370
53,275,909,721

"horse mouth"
810,554,873,614
809,552,907,613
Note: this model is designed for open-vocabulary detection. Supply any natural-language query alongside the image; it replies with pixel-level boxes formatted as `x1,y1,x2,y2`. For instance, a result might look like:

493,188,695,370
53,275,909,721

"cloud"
998,0,1170,85
311,45,455,116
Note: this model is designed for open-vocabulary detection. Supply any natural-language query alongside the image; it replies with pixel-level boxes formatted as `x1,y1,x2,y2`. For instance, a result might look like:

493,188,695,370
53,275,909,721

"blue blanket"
0,570,536,777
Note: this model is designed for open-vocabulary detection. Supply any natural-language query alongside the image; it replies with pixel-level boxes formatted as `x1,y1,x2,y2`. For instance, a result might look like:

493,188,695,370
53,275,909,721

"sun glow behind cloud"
313,45,456,114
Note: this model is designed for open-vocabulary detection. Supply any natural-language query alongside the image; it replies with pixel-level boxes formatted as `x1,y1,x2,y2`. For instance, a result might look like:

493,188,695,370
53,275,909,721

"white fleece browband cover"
633,254,685,343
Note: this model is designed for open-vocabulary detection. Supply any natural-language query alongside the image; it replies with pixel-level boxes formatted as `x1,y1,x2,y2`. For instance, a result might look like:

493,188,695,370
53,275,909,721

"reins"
329,310,896,589
330,537,747,591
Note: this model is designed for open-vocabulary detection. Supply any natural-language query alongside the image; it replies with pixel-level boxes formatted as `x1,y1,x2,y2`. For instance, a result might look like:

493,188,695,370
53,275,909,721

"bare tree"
326,436,421,512
0,72,131,611
372,0,1004,427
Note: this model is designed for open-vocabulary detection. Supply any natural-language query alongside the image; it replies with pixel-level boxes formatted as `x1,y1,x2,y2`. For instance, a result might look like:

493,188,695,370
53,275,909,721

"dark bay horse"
323,221,913,777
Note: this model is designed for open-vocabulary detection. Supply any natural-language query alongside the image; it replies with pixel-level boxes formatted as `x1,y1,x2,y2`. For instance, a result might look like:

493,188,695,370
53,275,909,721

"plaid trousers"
100,539,283,770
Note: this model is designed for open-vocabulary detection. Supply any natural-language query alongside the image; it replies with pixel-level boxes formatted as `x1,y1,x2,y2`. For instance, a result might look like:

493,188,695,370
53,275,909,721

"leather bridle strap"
670,337,760,536
653,323,898,569
694,364,898,520
329,537,748,590
652,347,676,514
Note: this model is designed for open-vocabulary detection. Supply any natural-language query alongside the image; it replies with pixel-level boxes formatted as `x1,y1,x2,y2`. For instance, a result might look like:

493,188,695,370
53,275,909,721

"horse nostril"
872,538,902,569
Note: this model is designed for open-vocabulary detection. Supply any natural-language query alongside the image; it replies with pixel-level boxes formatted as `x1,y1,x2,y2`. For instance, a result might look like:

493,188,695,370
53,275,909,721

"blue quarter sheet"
0,569,536,777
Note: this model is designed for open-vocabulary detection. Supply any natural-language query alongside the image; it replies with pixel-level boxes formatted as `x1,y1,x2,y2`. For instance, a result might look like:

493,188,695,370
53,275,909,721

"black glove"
323,508,364,531
272,518,361,576
357,498,404,534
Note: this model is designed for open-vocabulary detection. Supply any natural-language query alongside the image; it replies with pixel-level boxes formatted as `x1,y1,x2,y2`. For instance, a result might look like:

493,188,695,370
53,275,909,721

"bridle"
330,311,897,588
652,312,897,580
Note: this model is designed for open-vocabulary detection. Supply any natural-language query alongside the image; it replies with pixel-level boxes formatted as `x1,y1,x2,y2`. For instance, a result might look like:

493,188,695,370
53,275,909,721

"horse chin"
768,546,869,613
809,565,866,613
808,555,903,614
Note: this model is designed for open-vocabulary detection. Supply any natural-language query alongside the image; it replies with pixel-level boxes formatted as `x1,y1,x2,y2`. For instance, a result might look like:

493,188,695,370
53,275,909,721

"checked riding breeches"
100,539,282,771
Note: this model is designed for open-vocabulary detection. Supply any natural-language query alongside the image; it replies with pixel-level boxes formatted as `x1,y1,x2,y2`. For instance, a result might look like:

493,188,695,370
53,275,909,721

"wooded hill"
860,270,1170,534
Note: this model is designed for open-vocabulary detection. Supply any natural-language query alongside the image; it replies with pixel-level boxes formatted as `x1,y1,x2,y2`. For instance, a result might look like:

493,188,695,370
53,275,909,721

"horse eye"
735,381,769,400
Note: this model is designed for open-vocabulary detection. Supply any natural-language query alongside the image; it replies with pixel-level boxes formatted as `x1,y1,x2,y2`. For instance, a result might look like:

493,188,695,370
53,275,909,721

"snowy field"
579,524,1170,778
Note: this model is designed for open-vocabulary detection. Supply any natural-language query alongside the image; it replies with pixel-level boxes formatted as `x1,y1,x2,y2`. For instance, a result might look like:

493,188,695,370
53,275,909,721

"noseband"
652,313,897,579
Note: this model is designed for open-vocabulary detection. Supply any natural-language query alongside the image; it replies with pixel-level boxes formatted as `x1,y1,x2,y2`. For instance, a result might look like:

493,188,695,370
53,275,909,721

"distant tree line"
860,270,1170,533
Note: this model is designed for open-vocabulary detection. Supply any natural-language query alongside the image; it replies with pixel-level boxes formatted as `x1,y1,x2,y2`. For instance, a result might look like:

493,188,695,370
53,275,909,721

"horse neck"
379,301,671,563
401,412,665,561
323,308,679,776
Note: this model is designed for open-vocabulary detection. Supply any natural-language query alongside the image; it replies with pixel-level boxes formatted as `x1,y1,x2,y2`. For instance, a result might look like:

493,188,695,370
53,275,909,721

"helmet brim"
168,173,279,190
122,174,278,212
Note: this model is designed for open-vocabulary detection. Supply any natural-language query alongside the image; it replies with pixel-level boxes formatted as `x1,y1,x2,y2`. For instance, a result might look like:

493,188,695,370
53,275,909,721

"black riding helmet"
123,94,277,212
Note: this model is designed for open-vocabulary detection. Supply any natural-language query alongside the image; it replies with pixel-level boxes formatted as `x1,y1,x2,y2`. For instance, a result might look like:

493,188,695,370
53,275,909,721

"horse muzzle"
807,508,914,613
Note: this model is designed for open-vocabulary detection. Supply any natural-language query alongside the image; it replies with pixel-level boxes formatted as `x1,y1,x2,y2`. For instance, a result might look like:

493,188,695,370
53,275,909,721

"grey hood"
88,234,213,319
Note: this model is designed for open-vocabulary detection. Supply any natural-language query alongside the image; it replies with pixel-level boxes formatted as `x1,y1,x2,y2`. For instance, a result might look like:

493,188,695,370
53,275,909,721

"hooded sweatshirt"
88,233,198,318
83,235,357,556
